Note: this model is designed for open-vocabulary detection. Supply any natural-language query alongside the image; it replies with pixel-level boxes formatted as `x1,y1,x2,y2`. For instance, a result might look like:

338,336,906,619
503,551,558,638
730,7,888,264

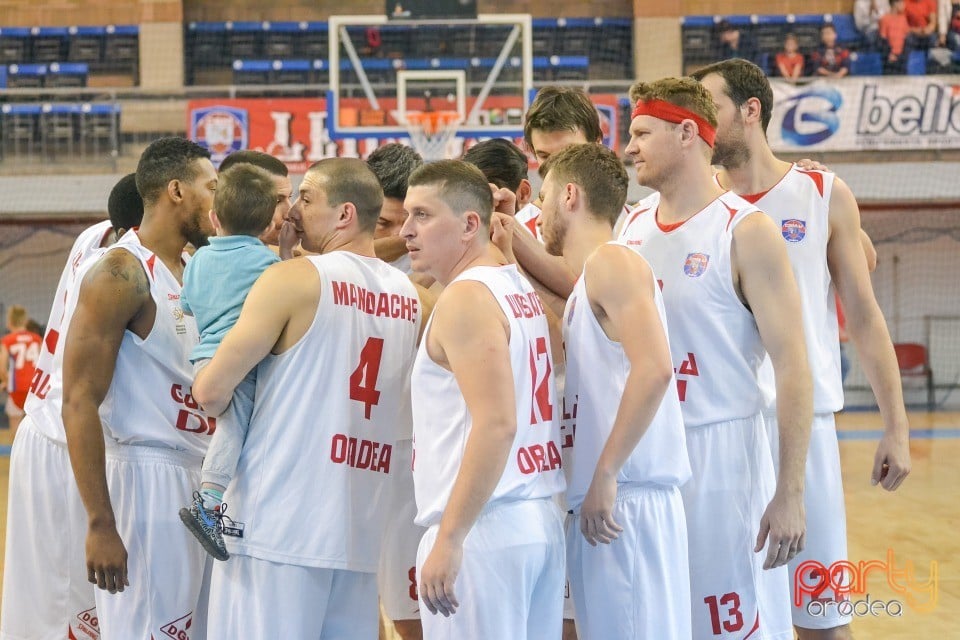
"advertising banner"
188,95,622,172
769,76,960,153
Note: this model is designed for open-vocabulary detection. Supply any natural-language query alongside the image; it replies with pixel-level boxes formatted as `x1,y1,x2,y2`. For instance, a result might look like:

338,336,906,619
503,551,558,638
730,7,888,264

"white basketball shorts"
682,414,793,640
417,497,565,640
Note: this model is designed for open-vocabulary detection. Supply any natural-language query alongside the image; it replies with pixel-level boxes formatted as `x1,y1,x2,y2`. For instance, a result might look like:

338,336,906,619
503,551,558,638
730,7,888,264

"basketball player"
218,149,293,248
691,59,911,639
0,174,143,640
367,142,424,271
193,158,424,639
538,143,693,639
400,160,566,640
618,78,812,640
62,137,217,639
1,305,42,436
366,143,429,640
514,86,603,301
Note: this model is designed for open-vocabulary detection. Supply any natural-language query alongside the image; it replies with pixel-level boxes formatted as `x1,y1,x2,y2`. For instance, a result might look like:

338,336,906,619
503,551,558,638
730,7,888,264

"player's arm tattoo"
97,249,150,296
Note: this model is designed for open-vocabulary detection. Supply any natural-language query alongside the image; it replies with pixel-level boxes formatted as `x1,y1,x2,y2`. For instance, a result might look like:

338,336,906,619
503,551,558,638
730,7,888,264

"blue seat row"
232,56,589,73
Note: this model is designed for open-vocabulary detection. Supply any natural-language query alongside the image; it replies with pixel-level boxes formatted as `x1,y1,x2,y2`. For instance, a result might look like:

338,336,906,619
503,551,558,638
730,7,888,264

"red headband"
631,99,717,148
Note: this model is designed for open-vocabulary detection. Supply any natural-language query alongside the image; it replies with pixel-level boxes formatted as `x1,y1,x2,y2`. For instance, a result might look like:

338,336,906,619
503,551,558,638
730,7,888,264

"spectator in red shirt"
905,0,938,47
1,305,42,436
810,24,851,77
775,32,806,81
880,0,913,71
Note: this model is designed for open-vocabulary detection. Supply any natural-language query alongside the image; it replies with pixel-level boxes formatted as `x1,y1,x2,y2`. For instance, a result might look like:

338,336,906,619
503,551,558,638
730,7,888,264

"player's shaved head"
306,158,384,233
408,160,494,227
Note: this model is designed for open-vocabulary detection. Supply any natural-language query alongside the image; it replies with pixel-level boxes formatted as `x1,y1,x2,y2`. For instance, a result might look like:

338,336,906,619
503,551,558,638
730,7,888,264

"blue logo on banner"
781,219,807,242
779,88,843,146
190,106,248,163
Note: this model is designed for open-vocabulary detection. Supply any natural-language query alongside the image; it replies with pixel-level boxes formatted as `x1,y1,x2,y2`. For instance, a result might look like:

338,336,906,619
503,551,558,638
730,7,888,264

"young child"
775,33,806,81
178,162,284,560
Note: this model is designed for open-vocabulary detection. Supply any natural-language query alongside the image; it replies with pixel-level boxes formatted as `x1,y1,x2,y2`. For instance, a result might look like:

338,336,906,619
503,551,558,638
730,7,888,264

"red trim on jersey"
724,202,740,231
653,195,729,233
797,168,825,197
655,213,686,233
719,164,794,204
741,613,761,639
524,215,538,236
738,190,767,204
624,207,652,230
145,254,157,279
632,99,716,147
44,328,59,354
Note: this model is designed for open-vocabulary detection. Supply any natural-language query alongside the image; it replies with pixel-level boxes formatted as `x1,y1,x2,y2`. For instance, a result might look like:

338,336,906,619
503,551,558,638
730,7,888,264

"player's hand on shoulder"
796,158,831,172
872,429,911,491
419,537,462,617
86,523,129,593
580,472,623,546
754,492,805,570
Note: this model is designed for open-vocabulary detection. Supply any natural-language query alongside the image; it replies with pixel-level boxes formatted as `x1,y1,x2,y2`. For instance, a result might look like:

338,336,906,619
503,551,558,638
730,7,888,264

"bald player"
539,143,693,639
618,78,812,640
691,59,911,639
62,138,217,638
401,160,565,640
194,158,424,639
0,174,144,640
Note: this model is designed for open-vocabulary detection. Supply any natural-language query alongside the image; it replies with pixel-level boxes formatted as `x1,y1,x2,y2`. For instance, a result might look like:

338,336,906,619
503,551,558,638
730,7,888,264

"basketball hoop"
403,110,462,161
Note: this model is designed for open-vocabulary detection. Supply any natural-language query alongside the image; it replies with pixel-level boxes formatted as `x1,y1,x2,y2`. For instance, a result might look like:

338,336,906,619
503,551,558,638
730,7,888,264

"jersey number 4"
350,337,384,419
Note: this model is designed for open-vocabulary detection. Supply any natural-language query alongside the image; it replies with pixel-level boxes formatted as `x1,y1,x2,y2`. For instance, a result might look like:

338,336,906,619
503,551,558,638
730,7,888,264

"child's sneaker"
179,491,229,561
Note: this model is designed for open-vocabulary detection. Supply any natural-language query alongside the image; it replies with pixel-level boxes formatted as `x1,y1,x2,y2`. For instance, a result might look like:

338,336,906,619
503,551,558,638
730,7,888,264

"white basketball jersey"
741,167,842,413
562,243,691,510
412,265,566,527
515,202,544,241
24,220,114,444
226,252,420,571
61,231,212,456
618,192,767,428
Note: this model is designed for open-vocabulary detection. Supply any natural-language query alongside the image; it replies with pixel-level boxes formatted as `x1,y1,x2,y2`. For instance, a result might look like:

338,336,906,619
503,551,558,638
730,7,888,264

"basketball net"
403,111,462,161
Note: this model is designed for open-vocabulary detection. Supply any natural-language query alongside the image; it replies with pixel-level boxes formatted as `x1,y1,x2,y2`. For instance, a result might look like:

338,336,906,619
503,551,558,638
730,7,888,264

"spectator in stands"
880,0,912,72
775,33,806,81
855,0,891,49
904,0,938,48
715,20,758,62
810,24,851,77
940,0,960,48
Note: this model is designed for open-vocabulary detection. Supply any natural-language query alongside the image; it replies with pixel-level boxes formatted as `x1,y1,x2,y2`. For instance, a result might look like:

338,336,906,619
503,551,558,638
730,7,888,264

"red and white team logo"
70,606,100,639
683,252,710,277
781,218,807,242
160,611,193,640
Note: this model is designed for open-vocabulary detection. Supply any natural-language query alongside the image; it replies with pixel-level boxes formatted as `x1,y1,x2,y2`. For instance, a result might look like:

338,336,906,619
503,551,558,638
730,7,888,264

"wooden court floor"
0,411,956,638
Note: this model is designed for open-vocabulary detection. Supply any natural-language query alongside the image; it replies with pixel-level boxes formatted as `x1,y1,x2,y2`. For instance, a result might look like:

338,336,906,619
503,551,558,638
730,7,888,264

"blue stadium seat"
46,62,88,87
906,49,927,75
6,62,46,88
849,51,883,75
825,14,860,47
0,27,30,64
